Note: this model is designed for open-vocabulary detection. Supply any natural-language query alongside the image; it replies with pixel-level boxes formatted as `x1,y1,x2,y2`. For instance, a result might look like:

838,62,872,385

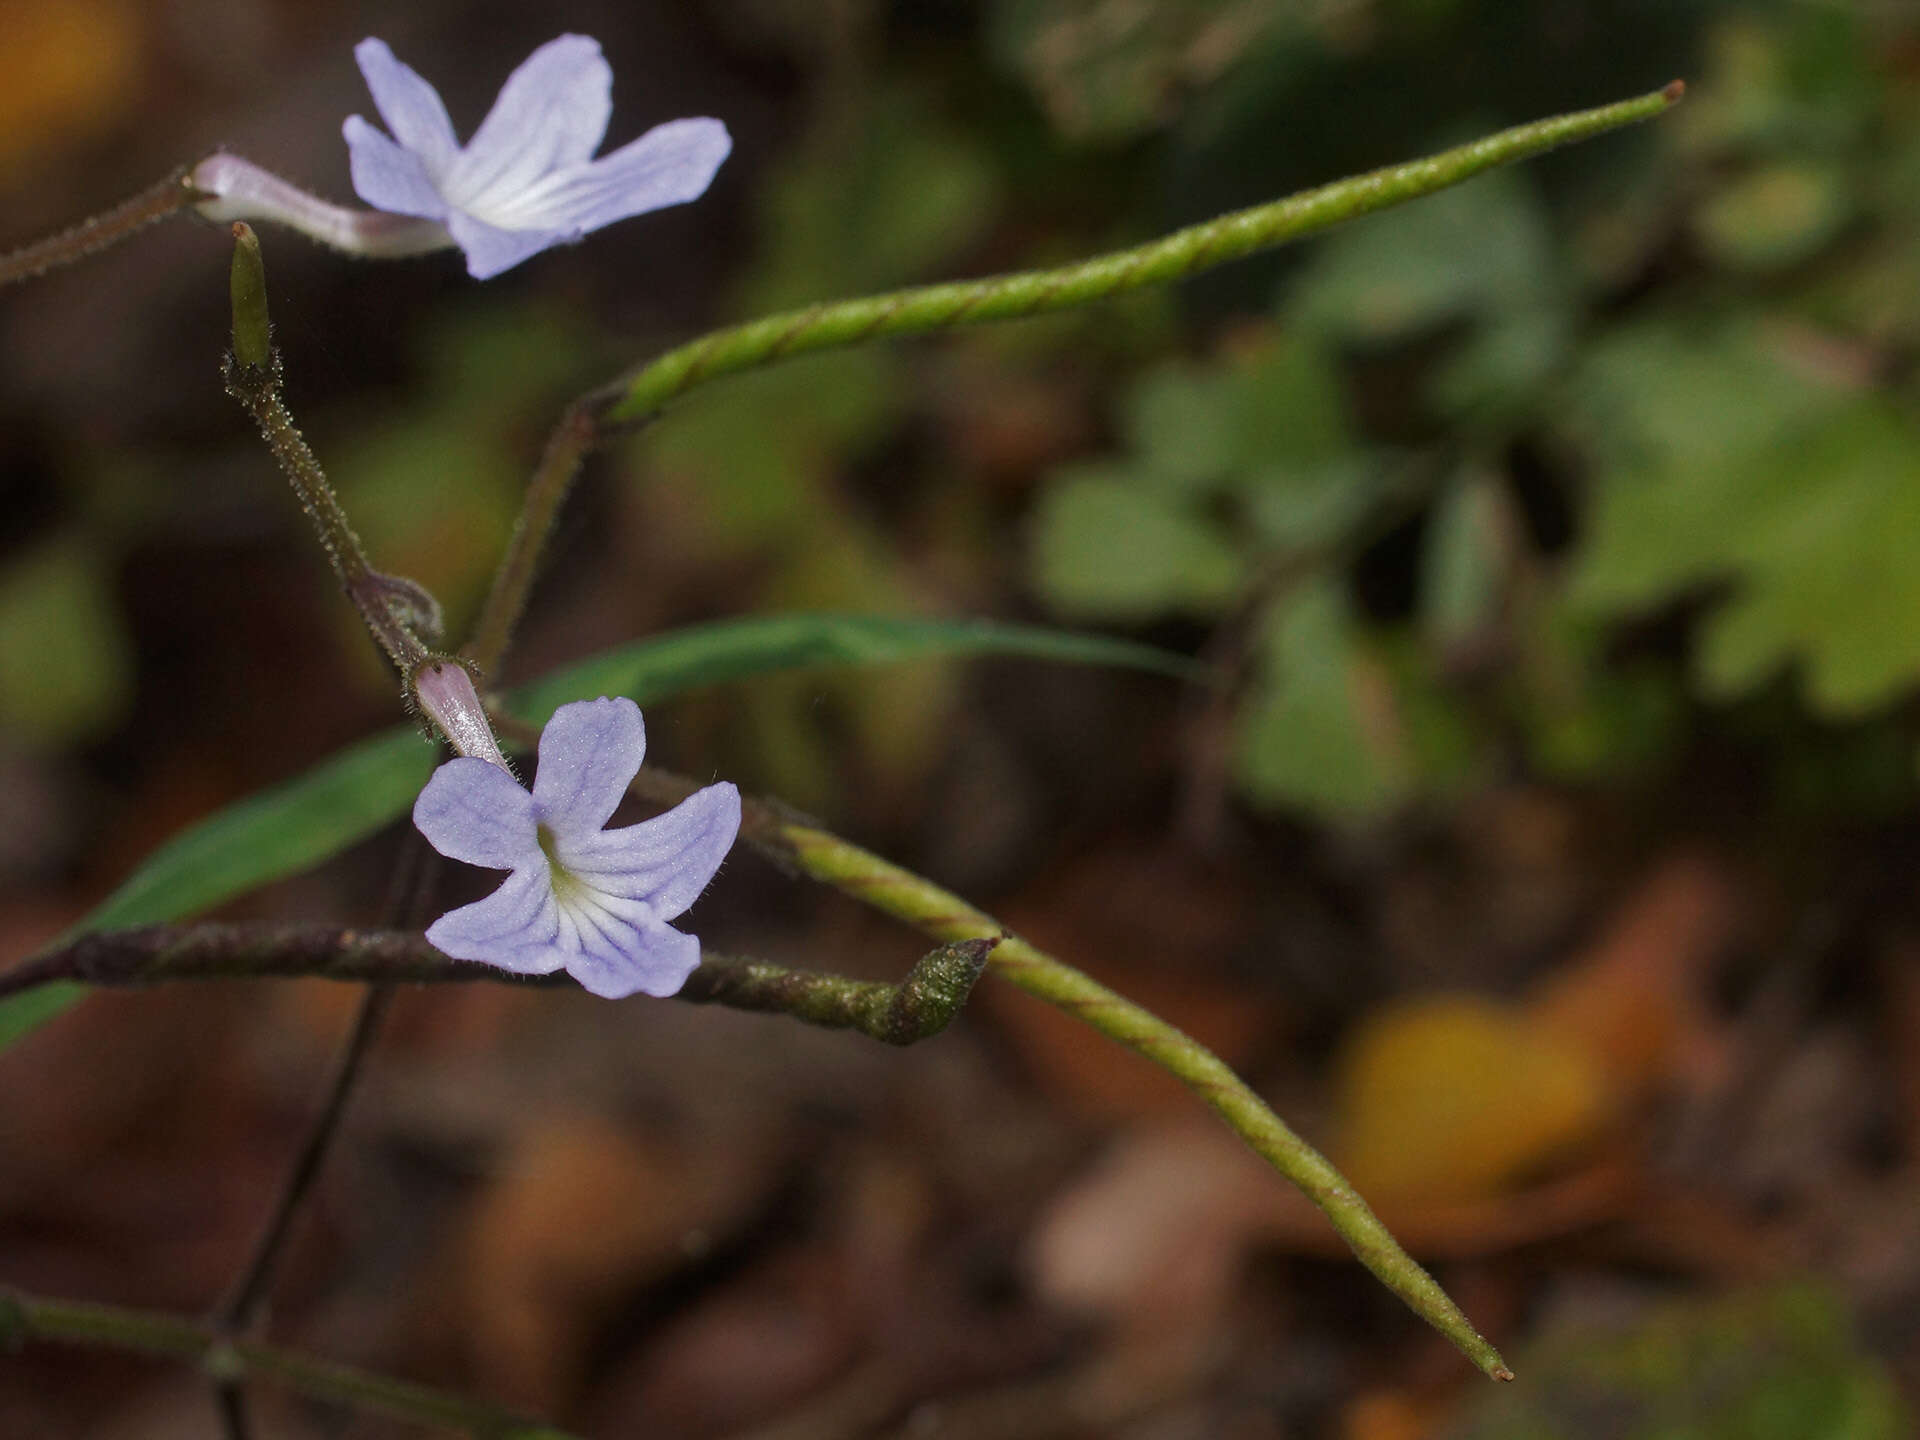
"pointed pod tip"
228,223,271,369
1662,78,1687,104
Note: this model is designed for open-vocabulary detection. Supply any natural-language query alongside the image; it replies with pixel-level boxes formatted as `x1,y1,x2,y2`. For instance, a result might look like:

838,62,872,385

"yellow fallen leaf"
1333,994,1613,1205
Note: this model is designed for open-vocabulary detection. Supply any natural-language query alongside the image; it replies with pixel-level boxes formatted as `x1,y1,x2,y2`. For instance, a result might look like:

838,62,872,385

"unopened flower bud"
412,658,507,768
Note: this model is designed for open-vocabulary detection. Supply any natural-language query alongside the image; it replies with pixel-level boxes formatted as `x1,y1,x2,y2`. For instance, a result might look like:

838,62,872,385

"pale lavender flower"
412,696,740,998
342,34,731,279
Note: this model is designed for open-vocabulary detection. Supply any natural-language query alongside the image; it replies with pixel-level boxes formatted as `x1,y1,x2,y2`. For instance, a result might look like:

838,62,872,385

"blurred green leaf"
1029,463,1246,619
1421,468,1508,649
1693,403,1920,713
1289,169,1559,345
650,350,898,551
1569,320,1920,716
1229,332,1354,469
1122,360,1243,490
1031,331,1368,621
1235,578,1412,815
738,84,1002,313
988,0,1289,144
0,613,1200,1049
1683,14,1876,160
1237,454,1382,551
0,532,132,748
1448,1283,1908,1440
1695,162,1851,273
332,304,593,643
1430,304,1571,427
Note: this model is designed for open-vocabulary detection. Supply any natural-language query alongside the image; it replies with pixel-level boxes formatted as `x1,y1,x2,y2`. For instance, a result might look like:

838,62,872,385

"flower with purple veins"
412,696,740,999
343,34,731,279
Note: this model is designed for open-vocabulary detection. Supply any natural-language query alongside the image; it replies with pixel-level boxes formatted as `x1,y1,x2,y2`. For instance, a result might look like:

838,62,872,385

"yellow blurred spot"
1333,994,1613,1205
0,0,143,184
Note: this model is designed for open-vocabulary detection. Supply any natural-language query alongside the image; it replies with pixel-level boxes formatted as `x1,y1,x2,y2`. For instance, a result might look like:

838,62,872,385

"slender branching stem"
464,398,598,678
221,225,438,677
222,351,430,673
0,924,995,1046
212,1369,254,1440
616,768,1513,1379
209,831,442,1431
0,170,198,290
598,84,1682,426
782,824,1512,1380
0,1287,576,1440
217,985,396,1333
463,84,1682,677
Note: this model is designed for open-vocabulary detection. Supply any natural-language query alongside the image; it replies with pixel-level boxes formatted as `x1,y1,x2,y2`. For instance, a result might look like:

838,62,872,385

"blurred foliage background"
5,1,1920,1437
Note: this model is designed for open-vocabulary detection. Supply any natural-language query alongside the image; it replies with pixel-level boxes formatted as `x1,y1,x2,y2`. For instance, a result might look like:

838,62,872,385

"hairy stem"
0,925,994,1047
0,170,197,290
0,1287,575,1440
221,228,438,678
222,353,430,674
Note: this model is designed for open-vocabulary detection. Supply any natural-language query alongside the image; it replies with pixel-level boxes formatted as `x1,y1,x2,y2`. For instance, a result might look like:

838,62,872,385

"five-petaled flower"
413,696,740,998
343,34,731,279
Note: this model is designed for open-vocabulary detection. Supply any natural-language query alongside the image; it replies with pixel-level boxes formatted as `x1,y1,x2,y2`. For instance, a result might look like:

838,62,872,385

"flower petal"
500,117,731,235
445,209,569,279
445,33,611,220
531,696,646,839
353,38,459,177
344,116,451,221
558,781,740,918
559,896,702,999
413,756,537,869
424,865,564,975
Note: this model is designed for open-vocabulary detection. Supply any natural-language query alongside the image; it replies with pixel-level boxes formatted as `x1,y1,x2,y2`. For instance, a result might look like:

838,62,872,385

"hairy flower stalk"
0,170,198,290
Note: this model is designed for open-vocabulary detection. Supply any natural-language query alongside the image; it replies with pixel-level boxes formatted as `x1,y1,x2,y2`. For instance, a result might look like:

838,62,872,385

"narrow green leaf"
84,730,438,935
502,613,1206,723
0,727,433,1047
0,615,1199,1046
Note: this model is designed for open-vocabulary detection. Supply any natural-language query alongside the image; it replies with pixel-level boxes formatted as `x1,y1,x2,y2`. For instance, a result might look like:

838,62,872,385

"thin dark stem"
0,169,196,289
0,924,995,1046
463,398,599,678
1,1286,576,1439
215,984,395,1332
210,834,436,1431
213,1378,253,1440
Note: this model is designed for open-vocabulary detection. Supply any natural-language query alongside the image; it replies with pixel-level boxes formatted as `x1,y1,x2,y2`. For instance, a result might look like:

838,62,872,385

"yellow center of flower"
536,824,588,907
